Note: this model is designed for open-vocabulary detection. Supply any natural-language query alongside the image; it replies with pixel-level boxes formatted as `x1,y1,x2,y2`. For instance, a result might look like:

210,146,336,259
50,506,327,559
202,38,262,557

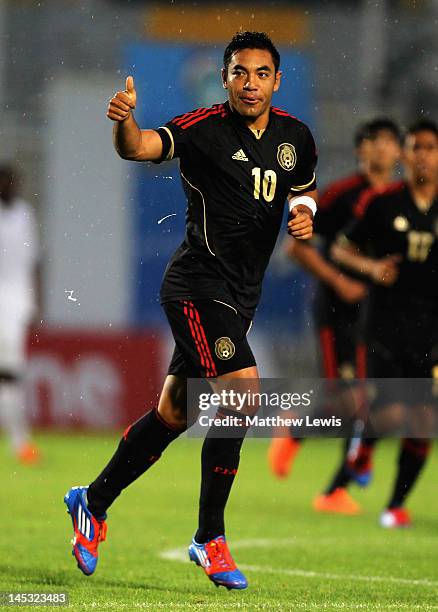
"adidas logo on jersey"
232,149,249,161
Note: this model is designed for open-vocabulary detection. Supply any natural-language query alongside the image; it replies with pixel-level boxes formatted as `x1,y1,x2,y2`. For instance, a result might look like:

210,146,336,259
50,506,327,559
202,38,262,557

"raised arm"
107,76,164,162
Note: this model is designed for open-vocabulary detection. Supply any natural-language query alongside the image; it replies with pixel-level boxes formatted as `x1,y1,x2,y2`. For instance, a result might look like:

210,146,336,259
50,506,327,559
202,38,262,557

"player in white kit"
0,165,41,463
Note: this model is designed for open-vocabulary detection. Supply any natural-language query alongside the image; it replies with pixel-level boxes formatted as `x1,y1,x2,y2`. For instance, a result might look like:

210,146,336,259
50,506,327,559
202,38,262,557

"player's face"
403,130,438,184
222,48,281,125
358,130,401,173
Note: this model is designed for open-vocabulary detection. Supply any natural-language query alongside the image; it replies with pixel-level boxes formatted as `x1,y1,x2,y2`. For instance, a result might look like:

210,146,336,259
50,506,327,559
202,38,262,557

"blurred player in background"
64,32,318,590
0,165,41,464
331,119,438,527
268,119,401,514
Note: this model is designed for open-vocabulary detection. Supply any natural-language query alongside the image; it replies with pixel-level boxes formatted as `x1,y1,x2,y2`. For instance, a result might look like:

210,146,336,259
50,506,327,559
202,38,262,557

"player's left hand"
287,205,313,240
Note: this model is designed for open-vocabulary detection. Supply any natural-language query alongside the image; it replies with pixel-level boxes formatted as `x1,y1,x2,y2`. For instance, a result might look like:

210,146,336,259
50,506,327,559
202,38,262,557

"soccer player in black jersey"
268,119,401,514
64,32,318,589
330,119,438,527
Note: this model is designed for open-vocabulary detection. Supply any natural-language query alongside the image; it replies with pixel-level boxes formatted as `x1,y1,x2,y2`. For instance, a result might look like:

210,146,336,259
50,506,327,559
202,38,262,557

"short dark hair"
0,164,15,178
0,164,16,182
223,31,280,73
406,119,438,141
354,118,402,147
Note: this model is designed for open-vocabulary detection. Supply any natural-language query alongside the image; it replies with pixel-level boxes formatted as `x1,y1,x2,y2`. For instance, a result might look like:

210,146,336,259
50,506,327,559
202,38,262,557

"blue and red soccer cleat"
346,444,374,487
64,486,107,576
347,460,373,487
188,535,248,590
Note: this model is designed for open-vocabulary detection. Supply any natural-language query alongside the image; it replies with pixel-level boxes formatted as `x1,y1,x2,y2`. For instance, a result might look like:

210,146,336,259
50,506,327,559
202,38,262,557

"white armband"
289,195,317,217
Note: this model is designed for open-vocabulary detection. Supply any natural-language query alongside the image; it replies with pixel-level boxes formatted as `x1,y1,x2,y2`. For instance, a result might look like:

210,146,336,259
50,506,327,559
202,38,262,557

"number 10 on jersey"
252,168,277,203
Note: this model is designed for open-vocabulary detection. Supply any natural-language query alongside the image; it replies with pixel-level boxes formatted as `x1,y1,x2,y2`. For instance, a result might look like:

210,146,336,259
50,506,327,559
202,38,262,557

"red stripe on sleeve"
319,174,365,211
271,106,298,120
173,107,207,127
354,181,404,219
181,107,224,130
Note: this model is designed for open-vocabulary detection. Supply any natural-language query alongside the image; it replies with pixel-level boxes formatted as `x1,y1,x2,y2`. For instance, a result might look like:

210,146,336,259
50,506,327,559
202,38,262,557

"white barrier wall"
45,75,130,327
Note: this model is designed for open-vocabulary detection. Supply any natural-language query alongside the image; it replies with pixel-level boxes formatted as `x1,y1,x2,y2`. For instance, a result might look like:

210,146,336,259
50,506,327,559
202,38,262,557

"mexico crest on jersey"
215,337,235,360
277,143,297,171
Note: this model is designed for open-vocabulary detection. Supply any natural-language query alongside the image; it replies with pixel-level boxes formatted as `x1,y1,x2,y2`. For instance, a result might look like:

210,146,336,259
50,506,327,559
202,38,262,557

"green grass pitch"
1,434,438,611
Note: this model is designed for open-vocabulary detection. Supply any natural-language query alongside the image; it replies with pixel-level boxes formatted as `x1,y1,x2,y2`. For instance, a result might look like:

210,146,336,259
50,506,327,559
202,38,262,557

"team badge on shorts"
215,337,235,360
277,143,297,171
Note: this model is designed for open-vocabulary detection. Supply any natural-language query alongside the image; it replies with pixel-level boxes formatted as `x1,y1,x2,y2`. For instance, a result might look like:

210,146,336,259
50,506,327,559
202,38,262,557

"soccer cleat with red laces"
64,486,107,576
380,507,412,528
313,487,362,515
268,437,302,479
188,535,248,590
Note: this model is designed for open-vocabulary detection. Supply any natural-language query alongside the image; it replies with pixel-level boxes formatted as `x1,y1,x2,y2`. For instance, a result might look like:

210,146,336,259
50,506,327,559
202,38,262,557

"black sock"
195,412,248,543
387,439,431,509
325,437,377,495
87,409,183,517
325,438,354,494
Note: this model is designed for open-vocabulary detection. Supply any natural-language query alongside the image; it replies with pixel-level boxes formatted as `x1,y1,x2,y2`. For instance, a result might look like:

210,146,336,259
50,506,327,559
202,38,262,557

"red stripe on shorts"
182,301,217,377
356,343,367,379
189,301,218,377
183,302,210,375
319,326,338,379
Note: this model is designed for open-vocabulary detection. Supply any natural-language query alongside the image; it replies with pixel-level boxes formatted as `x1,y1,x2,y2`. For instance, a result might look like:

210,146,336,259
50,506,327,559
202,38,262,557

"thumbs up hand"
125,76,137,107
107,75,137,122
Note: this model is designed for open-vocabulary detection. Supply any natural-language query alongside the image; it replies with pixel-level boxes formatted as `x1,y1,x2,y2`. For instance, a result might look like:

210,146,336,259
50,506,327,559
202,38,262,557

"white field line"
159,539,438,589
77,603,438,610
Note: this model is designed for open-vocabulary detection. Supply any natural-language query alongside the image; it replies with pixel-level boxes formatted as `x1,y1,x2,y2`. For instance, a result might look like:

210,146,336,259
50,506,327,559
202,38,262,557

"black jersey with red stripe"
312,173,372,326
154,101,317,318
347,181,438,310
315,173,370,257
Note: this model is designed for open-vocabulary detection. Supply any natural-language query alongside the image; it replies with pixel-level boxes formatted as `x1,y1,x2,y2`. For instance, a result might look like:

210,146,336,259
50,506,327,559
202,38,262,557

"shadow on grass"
0,564,218,597
0,565,75,588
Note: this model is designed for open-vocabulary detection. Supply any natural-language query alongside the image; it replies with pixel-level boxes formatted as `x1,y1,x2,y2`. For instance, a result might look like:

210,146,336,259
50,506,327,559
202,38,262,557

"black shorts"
365,307,438,407
313,286,365,379
366,308,438,378
163,299,256,378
